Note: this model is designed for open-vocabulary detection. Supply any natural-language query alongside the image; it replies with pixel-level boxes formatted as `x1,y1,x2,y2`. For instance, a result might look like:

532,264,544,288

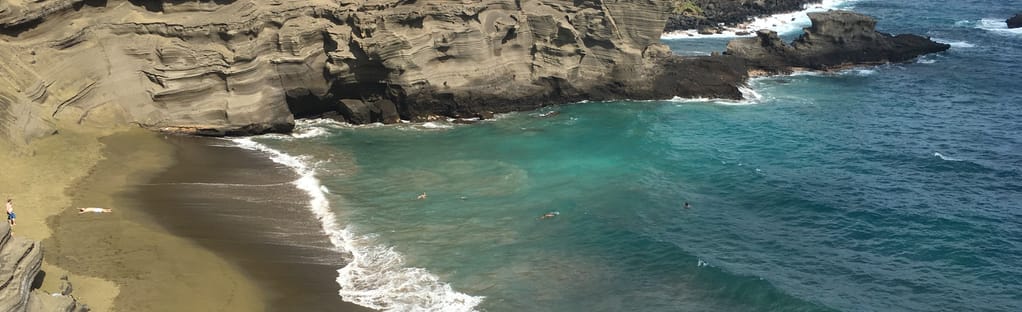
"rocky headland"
724,11,950,75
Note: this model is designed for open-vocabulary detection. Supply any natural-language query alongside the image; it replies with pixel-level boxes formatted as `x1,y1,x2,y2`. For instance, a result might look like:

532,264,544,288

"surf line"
230,137,483,311
661,0,859,39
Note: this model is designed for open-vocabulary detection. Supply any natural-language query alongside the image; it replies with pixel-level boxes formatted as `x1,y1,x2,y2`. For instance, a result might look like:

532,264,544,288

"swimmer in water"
417,192,427,200
78,207,112,214
538,211,560,220
684,202,690,209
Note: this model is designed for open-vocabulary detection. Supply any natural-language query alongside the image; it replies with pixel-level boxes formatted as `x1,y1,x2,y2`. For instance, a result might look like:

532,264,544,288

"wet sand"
4,128,370,311
43,130,264,311
128,135,372,312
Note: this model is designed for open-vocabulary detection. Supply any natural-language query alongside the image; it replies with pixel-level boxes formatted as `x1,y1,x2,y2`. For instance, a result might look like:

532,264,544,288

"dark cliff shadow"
127,0,236,12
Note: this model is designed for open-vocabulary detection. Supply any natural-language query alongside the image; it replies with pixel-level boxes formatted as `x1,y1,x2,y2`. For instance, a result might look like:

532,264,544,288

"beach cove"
0,0,1020,311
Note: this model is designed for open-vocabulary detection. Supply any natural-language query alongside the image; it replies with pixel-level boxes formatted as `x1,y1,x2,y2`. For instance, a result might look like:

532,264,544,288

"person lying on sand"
78,207,112,214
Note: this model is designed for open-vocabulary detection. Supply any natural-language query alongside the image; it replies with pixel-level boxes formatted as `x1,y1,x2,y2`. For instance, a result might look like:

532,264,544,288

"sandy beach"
3,129,264,311
131,135,371,312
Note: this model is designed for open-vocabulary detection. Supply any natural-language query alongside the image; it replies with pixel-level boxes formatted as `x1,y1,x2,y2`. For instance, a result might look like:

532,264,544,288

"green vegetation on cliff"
670,0,703,16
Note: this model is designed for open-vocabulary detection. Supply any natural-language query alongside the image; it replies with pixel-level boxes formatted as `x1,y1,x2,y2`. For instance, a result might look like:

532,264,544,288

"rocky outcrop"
0,222,88,312
0,0,750,143
664,0,816,32
724,11,950,74
1008,13,1022,29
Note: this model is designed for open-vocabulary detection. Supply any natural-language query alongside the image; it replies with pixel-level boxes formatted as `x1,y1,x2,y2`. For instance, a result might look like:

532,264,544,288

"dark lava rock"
1008,13,1022,29
665,0,816,32
724,11,950,74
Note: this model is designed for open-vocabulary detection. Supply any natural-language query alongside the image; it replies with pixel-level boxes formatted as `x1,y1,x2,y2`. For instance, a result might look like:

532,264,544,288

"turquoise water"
250,1,1022,311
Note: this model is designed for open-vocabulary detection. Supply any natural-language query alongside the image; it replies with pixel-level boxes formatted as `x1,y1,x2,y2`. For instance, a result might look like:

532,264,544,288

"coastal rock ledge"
0,0,746,143
724,11,950,74
0,222,89,312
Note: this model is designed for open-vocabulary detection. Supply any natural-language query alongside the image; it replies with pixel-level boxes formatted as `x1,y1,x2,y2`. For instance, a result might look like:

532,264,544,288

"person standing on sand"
6,198,15,226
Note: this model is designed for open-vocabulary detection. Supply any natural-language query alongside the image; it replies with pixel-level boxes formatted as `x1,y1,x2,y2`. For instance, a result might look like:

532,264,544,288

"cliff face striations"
0,0,748,142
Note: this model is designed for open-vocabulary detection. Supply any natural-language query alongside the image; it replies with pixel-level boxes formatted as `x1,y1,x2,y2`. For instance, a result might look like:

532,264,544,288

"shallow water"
248,1,1022,311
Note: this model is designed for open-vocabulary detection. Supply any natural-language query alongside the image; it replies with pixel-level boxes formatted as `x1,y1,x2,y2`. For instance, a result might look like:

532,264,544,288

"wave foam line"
662,0,857,39
230,137,483,311
932,38,976,48
933,152,962,162
976,18,1022,35
669,85,765,106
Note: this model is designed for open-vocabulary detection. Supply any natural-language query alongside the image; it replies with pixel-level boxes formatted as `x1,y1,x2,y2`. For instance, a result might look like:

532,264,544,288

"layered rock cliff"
724,11,950,74
0,222,88,312
0,0,747,143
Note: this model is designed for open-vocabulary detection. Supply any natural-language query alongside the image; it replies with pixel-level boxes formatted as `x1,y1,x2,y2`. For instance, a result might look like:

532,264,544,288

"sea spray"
976,18,1022,35
661,0,859,39
230,137,483,311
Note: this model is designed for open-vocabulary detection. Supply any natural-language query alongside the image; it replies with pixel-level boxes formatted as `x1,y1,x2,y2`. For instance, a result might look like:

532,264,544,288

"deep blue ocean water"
248,1,1022,311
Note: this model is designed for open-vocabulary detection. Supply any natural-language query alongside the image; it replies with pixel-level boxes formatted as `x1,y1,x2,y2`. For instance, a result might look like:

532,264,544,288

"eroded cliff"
0,0,747,143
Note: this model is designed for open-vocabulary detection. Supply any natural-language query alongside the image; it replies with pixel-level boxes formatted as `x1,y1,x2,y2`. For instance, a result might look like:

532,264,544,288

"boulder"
724,11,950,74
337,99,373,125
373,100,401,124
1008,13,1022,29
0,222,88,312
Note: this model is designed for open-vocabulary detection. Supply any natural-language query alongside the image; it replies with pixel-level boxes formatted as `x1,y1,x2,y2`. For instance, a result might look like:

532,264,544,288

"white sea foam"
842,68,877,76
661,0,857,39
976,18,1022,35
932,38,976,48
916,57,938,64
292,126,330,139
933,152,962,162
669,85,766,106
421,121,454,129
230,137,483,312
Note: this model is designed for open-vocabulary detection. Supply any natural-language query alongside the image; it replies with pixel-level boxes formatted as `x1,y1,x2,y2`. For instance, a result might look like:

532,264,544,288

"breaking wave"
230,137,483,311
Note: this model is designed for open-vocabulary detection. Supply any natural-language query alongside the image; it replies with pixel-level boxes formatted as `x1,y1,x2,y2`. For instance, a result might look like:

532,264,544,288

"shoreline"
36,129,264,311
131,135,372,311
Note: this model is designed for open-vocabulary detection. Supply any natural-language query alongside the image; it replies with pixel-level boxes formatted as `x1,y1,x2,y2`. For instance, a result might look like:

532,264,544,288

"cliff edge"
0,0,746,143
